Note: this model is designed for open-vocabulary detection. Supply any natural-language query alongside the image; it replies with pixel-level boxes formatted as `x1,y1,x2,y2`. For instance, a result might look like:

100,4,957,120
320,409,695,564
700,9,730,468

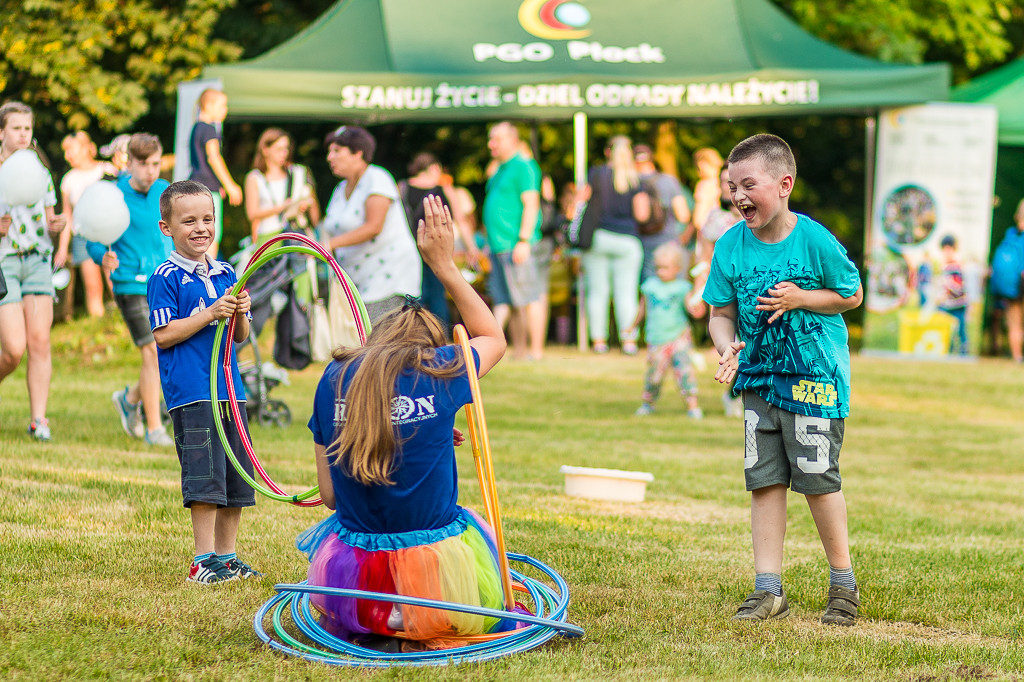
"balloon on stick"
0,149,51,207
75,181,130,246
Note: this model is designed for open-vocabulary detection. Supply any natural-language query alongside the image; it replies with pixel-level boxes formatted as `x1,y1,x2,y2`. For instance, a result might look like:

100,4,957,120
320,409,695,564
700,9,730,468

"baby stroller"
233,248,310,429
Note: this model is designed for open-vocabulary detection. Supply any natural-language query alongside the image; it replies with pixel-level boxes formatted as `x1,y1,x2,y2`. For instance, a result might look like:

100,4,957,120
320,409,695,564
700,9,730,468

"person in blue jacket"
87,133,174,446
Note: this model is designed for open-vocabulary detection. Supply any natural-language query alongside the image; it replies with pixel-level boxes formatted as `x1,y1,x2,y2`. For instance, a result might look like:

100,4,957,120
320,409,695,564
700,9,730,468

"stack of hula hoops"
209,232,583,666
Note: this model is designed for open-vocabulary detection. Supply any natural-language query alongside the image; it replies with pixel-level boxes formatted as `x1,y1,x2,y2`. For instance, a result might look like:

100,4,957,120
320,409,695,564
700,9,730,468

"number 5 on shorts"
795,414,830,474
743,411,831,474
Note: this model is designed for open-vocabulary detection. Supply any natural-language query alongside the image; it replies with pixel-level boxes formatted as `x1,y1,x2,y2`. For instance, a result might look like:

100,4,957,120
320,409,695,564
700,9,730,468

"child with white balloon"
82,133,174,446
0,101,67,441
57,131,117,319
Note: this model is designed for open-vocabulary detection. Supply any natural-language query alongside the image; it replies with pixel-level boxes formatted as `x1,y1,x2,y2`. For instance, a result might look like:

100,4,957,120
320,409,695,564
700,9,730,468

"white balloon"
0,149,51,207
75,181,130,246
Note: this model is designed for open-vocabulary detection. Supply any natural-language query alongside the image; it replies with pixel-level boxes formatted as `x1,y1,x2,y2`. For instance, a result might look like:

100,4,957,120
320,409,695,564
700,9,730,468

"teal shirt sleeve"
816,233,861,298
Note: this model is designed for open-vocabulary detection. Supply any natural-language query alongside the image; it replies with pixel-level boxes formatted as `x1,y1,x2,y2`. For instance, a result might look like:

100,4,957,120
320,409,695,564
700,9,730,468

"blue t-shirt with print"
308,345,480,535
702,213,861,418
641,276,693,346
147,252,247,409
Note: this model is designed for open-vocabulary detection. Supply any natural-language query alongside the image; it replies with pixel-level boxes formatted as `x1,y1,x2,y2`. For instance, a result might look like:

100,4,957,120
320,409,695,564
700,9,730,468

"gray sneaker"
145,427,174,447
821,585,860,626
732,589,790,621
28,418,51,442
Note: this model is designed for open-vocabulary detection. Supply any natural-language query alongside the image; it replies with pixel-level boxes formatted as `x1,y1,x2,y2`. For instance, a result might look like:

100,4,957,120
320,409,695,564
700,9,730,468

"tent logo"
519,0,592,40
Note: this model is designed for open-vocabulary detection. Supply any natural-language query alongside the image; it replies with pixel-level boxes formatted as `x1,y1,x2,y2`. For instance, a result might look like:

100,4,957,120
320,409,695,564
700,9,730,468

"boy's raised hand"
417,194,455,273
0,214,11,237
714,340,745,384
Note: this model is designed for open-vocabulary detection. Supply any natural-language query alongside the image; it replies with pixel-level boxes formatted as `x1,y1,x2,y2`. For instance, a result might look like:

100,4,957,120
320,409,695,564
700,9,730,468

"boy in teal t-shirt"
625,242,704,419
703,134,864,626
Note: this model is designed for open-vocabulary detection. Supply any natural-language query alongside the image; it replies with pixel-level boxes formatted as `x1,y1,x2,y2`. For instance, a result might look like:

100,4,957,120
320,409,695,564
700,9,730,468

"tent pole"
863,115,877,257
573,112,589,352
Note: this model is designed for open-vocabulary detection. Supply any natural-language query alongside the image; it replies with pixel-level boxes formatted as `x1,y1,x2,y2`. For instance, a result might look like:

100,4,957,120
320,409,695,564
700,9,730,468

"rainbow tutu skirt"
296,507,508,642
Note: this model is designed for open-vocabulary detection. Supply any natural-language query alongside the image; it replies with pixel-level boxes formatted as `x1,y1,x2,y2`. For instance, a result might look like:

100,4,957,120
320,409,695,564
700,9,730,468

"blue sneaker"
112,387,141,438
634,404,654,416
225,557,263,580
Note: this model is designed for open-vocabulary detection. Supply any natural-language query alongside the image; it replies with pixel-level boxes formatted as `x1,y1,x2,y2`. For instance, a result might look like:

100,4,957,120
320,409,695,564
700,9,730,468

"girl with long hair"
581,135,650,354
244,127,319,247
300,195,508,647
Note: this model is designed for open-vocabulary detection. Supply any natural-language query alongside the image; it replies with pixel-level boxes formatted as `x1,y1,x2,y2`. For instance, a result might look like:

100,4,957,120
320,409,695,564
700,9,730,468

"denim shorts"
114,294,154,347
70,234,92,267
488,250,543,307
0,252,54,304
171,401,256,508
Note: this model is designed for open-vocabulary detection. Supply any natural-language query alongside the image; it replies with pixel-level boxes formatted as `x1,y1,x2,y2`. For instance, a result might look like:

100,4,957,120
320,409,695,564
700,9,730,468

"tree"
0,0,241,134
775,0,1024,80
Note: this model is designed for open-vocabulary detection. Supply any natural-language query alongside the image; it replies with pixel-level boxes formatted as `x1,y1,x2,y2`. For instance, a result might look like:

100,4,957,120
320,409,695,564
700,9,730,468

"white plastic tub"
559,465,654,502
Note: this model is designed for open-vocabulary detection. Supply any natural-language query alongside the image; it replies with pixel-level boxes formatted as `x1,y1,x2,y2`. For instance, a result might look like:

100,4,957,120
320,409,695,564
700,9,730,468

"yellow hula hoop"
453,324,515,610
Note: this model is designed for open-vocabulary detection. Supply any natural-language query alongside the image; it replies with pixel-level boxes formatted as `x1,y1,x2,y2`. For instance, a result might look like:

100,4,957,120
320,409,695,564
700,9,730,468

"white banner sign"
864,103,998,358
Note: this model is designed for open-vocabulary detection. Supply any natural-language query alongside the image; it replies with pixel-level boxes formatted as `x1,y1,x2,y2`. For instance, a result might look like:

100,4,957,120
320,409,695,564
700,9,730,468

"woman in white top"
321,126,421,323
244,128,320,247
58,131,115,318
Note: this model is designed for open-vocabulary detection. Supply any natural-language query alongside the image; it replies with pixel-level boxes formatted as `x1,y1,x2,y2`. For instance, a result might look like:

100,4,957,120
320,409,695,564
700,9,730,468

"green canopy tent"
952,57,1024,147
197,0,950,348
204,0,949,124
951,58,1024,240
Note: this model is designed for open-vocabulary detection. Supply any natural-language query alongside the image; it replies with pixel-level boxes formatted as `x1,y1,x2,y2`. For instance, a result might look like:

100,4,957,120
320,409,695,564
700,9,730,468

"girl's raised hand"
417,194,455,272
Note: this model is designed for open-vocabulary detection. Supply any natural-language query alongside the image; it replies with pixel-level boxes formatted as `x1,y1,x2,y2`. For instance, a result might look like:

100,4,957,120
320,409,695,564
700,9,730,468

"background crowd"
3,88,1024,444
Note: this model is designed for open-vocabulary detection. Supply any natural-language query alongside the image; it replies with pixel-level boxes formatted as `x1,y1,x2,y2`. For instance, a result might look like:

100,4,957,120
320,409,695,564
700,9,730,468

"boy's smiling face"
727,157,793,234
160,193,216,262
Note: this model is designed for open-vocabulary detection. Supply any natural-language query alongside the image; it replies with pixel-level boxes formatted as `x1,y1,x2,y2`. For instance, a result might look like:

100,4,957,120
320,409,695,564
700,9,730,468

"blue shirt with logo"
147,252,247,409
307,344,480,535
702,213,861,418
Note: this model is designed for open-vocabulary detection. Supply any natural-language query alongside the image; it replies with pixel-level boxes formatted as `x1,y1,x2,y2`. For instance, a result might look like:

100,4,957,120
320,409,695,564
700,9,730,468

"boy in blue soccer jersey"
147,180,261,585
703,134,864,625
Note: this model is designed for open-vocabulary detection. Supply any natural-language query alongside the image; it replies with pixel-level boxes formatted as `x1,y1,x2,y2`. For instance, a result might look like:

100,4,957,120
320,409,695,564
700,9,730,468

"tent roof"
952,58,1024,146
205,0,949,122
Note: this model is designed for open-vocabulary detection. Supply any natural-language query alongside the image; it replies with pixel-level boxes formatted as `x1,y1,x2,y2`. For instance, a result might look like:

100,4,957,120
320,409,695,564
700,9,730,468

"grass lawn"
2,313,1023,680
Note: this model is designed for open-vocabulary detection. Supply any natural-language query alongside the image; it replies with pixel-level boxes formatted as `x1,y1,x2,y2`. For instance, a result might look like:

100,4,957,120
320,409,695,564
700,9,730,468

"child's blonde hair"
329,305,465,486
198,88,226,111
653,241,685,270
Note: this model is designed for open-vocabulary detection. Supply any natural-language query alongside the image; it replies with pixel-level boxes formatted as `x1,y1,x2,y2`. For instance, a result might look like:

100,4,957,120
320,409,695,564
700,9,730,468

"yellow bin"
897,309,955,356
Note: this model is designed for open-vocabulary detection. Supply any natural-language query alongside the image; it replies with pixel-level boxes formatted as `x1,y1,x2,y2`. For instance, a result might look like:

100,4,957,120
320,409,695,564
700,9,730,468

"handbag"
327,275,363,349
307,255,334,362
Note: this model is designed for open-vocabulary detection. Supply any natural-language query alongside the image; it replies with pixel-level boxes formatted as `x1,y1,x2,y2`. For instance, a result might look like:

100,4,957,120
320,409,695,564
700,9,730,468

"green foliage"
776,0,1024,79
0,0,241,132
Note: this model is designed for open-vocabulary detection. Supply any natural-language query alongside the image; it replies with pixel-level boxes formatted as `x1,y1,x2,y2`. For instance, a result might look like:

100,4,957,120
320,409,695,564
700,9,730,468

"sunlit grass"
1,314,1023,679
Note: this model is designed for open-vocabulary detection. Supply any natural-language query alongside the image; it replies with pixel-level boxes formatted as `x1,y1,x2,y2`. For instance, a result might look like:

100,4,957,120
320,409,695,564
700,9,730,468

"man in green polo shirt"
483,121,545,360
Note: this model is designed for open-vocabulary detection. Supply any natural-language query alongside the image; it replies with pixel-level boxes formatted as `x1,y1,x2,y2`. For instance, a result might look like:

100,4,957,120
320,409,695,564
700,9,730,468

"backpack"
990,230,1024,299
636,179,667,236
